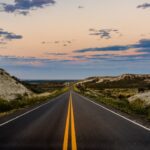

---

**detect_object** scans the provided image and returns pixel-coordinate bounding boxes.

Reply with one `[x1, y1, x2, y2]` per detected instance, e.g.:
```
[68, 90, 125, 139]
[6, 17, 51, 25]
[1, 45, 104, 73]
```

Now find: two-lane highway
[0, 91, 150, 150]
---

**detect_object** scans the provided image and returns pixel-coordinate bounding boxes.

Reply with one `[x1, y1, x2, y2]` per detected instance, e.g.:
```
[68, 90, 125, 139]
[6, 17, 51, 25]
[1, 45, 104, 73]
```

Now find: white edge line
[74, 92, 150, 132]
[0, 92, 67, 127]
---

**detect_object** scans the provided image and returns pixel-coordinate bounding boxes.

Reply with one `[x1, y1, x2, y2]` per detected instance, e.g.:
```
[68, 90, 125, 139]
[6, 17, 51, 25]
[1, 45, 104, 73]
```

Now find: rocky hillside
[77, 74, 150, 88]
[0, 69, 33, 101]
[129, 92, 150, 107]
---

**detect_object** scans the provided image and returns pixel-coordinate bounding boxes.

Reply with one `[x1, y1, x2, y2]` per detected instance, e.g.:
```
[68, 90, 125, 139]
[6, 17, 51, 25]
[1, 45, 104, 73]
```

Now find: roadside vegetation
[23, 80, 70, 93]
[0, 84, 69, 116]
[74, 85, 150, 121]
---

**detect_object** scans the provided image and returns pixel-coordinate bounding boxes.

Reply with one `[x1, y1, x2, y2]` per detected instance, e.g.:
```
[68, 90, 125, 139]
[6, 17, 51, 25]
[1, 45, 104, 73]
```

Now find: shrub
[0, 99, 12, 112]
[130, 99, 146, 115]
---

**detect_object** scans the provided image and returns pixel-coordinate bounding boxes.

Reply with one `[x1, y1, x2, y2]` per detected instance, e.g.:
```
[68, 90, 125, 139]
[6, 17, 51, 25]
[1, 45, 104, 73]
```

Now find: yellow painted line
[63, 93, 77, 150]
[70, 94, 77, 150]
[63, 98, 71, 150]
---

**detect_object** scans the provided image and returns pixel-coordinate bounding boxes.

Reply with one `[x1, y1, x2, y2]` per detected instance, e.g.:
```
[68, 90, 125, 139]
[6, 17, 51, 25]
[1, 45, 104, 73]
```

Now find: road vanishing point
[0, 91, 150, 150]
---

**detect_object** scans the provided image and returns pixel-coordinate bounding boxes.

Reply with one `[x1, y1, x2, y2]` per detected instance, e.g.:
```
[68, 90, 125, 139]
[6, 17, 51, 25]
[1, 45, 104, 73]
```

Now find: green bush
[130, 99, 147, 115]
[0, 99, 12, 112]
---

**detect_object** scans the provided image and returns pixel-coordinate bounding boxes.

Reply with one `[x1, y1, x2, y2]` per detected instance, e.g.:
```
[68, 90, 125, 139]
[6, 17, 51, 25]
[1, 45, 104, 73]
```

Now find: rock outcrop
[0, 69, 33, 101]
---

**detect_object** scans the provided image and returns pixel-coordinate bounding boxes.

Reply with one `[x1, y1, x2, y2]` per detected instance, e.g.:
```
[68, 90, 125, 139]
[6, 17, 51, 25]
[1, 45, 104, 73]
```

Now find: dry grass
[74, 85, 150, 121]
[0, 87, 69, 115]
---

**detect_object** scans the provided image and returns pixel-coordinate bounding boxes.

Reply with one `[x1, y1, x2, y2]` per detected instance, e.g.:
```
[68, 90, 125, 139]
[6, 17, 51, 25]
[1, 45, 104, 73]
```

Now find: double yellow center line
[63, 93, 77, 150]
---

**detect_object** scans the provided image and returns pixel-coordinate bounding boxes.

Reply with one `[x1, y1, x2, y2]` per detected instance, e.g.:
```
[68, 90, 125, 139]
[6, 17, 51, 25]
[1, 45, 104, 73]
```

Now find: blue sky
[0, 0, 150, 79]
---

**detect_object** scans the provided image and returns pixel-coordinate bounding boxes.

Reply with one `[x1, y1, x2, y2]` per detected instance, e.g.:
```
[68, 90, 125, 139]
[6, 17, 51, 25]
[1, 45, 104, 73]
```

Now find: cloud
[54, 41, 60, 44]
[0, 55, 51, 68]
[133, 39, 150, 49]
[0, 28, 23, 44]
[42, 40, 73, 47]
[137, 3, 150, 9]
[78, 6, 84, 9]
[1, 53, 150, 80]
[0, 41, 7, 45]
[89, 28, 121, 39]
[0, 0, 56, 15]
[45, 52, 67, 56]
[66, 41, 72, 44]
[74, 46, 130, 53]
[72, 53, 150, 62]
[88, 53, 150, 62]
[72, 55, 88, 59]
[74, 39, 150, 53]
[0, 55, 75, 68]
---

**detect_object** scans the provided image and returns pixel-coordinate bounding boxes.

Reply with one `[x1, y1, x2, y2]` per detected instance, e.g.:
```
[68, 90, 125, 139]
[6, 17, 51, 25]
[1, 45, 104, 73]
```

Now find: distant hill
[0, 69, 33, 101]
[77, 74, 150, 89]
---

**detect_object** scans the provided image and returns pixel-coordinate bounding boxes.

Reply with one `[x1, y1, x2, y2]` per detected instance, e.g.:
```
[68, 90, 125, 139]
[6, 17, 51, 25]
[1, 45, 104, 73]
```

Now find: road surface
[0, 91, 149, 150]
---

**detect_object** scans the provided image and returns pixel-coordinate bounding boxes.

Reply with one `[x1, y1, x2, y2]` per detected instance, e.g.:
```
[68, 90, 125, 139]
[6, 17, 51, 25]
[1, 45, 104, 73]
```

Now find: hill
[0, 69, 33, 101]
[77, 74, 150, 89]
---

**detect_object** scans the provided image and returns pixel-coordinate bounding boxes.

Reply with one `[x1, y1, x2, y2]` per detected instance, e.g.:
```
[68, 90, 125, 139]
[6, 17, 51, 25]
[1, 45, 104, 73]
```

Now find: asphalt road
[0, 91, 150, 150]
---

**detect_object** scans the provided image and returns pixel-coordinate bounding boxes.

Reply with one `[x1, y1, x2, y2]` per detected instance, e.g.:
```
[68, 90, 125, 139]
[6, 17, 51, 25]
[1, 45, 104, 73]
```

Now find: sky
[0, 0, 150, 79]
